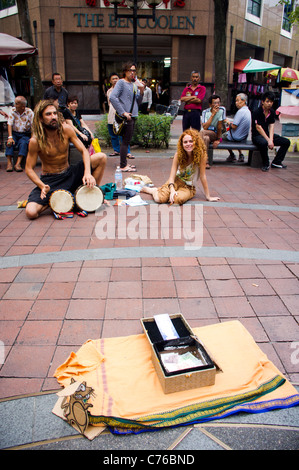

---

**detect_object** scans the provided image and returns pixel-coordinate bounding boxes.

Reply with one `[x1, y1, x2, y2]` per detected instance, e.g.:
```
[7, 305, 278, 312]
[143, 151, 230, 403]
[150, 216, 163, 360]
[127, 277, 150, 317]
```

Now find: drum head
[75, 185, 104, 212]
[49, 190, 74, 214]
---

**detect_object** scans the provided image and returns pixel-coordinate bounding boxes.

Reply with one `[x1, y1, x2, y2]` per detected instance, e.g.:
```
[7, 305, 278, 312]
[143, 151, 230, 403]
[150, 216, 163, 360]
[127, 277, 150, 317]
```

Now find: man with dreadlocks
[141, 129, 219, 205]
[25, 100, 107, 219]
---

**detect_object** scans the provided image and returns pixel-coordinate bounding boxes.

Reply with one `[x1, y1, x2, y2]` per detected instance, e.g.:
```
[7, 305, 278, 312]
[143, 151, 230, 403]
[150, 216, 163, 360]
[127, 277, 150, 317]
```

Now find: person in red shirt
[180, 71, 206, 132]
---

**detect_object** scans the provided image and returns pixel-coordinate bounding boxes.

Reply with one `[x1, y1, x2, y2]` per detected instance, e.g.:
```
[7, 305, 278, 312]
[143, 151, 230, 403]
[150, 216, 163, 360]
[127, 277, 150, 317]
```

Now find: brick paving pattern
[0, 116, 298, 450]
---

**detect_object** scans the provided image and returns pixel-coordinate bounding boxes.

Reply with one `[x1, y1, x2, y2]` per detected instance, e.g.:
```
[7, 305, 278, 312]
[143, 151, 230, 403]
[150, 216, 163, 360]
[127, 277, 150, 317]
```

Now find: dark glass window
[247, 0, 262, 18]
[0, 0, 16, 10]
[282, 1, 293, 33]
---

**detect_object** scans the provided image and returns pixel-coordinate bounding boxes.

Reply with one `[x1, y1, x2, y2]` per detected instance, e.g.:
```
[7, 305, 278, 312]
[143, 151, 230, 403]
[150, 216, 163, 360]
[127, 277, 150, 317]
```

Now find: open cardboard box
[141, 313, 218, 394]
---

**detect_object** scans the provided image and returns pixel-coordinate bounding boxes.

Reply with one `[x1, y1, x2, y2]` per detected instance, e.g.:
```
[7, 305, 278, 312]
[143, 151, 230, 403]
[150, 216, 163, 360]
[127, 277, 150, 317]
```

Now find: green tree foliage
[278, 0, 299, 25]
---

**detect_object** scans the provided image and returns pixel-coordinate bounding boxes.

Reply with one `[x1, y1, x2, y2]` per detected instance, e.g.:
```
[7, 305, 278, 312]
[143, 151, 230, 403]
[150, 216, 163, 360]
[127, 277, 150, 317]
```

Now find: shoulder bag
[113, 85, 137, 136]
[64, 108, 92, 148]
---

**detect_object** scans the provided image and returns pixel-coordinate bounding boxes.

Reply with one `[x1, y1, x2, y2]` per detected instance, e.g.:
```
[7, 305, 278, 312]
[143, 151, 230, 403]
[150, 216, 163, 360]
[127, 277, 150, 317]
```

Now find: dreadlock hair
[33, 100, 65, 153]
[176, 128, 207, 169]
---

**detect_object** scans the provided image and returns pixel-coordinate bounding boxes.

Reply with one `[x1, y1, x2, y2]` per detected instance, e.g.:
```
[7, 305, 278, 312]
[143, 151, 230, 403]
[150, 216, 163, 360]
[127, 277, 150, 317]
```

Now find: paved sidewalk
[0, 116, 298, 450]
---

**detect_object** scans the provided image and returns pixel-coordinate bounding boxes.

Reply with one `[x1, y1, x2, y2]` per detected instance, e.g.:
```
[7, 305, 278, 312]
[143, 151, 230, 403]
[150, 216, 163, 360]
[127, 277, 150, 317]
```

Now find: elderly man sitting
[225, 93, 251, 163]
[5, 96, 34, 172]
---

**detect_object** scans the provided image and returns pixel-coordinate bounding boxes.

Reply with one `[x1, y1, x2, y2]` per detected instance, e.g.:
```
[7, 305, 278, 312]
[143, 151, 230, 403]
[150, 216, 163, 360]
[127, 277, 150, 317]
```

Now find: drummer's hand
[40, 184, 50, 200]
[83, 173, 96, 187]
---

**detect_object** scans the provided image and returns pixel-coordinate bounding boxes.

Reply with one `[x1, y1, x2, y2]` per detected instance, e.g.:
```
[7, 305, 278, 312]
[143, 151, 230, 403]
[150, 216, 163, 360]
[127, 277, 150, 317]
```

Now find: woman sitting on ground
[141, 128, 220, 205]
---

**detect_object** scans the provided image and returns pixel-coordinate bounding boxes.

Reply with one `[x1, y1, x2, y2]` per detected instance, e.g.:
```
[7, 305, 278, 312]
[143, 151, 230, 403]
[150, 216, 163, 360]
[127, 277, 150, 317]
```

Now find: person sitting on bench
[5, 96, 34, 172]
[200, 95, 226, 169]
[225, 93, 251, 163]
[252, 91, 290, 172]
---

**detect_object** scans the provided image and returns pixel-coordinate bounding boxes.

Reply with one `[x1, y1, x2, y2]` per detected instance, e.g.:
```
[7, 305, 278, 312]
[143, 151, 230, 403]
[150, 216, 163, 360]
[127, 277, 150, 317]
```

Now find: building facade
[0, 0, 298, 111]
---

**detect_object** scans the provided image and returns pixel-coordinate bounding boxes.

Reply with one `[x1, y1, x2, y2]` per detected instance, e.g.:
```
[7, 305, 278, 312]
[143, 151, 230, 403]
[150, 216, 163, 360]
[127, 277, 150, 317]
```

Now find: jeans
[108, 123, 131, 155]
[108, 124, 121, 153]
[5, 131, 31, 157]
[252, 133, 290, 167]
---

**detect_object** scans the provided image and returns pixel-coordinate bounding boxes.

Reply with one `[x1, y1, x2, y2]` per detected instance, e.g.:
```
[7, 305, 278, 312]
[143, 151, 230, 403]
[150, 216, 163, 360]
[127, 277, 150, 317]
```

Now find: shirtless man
[25, 100, 107, 219]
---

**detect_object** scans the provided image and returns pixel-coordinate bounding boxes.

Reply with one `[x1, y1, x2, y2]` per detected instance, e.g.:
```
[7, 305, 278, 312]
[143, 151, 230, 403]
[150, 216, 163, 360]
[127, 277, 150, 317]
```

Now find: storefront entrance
[98, 34, 171, 111]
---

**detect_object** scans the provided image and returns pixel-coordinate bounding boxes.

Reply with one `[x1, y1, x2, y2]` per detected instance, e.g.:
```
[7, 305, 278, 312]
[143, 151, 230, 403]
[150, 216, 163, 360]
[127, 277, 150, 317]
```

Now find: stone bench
[208, 140, 261, 167]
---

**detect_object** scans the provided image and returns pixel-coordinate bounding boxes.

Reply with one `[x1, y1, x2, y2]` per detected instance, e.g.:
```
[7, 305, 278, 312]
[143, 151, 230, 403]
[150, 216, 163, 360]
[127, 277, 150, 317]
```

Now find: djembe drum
[49, 189, 75, 214]
[75, 185, 104, 212]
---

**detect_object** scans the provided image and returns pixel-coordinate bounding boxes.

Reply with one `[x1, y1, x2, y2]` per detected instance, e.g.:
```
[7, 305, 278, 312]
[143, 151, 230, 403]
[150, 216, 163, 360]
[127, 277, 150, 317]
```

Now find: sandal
[127, 153, 135, 159]
[109, 151, 120, 156]
[6, 166, 13, 172]
[14, 165, 23, 172]
[121, 166, 135, 172]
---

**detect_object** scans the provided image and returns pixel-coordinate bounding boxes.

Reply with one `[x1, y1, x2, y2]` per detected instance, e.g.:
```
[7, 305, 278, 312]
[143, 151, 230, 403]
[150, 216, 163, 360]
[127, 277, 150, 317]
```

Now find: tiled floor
[0, 116, 298, 449]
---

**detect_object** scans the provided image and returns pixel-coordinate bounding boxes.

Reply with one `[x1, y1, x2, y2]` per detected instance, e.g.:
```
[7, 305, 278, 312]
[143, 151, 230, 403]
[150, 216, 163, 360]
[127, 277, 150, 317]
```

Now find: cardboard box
[141, 314, 217, 394]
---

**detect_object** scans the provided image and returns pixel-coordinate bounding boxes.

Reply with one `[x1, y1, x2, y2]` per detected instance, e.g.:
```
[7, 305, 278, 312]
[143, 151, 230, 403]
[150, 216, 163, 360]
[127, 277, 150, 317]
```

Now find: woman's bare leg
[140, 186, 161, 203]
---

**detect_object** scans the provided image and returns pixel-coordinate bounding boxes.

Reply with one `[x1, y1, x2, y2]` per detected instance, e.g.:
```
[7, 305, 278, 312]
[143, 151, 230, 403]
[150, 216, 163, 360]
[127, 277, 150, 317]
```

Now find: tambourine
[75, 185, 104, 212]
[49, 189, 75, 214]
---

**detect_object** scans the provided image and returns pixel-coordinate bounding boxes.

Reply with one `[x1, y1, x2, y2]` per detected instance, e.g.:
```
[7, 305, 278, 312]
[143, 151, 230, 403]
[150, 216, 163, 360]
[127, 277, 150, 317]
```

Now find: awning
[0, 33, 37, 64]
[234, 58, 281, 73]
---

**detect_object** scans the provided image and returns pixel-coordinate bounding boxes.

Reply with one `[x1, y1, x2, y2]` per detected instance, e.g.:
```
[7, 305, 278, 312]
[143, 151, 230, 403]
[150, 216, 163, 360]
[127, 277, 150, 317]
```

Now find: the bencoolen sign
[74, 12, 196, 29]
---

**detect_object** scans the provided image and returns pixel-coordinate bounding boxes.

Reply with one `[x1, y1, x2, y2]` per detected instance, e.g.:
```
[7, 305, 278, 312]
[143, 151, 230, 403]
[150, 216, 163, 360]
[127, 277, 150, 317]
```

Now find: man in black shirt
[252, 91, 290, 172]
[44, 73, 68, 110]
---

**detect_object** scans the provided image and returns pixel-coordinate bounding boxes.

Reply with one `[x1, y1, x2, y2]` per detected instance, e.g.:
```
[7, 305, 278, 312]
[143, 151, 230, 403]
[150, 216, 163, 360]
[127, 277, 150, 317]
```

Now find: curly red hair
[176, 129, 207, 168]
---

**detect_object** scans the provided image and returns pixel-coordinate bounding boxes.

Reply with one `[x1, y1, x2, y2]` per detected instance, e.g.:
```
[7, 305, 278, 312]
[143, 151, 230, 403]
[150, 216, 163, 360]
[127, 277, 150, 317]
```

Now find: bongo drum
[49, 189, 75, 214]
[75, 185, 104, 212]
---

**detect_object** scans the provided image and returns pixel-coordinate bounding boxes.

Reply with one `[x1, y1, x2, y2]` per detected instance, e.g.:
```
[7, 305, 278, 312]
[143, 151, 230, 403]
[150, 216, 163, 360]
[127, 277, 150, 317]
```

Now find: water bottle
[115, 166, 123, 190]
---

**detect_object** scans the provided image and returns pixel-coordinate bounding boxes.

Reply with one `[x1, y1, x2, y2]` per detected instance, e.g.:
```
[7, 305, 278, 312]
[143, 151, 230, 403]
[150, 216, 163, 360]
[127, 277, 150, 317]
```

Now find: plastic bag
[89, 138, 101, 155]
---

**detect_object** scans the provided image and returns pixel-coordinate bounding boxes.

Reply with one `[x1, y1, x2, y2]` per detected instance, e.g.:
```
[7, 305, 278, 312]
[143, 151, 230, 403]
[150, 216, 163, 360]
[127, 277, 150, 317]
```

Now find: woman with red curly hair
[141, 129, 220, 205]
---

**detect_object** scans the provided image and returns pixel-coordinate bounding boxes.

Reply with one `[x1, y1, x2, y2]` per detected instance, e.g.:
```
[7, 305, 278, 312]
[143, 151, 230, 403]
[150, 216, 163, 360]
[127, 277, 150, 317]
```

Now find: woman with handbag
[107, 72, 133, 159]
[63, 96, 93, 148]
[109, 62, 144, 172]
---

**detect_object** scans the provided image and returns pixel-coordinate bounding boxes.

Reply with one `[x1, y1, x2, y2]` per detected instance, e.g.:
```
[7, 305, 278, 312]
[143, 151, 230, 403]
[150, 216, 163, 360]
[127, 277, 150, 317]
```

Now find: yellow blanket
[54, 321, 299, 433]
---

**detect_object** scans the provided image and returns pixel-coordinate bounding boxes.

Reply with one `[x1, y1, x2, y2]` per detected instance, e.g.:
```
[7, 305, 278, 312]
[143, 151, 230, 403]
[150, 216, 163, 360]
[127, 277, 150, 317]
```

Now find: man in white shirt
[5, 96, 34, 172]
[225, 93, 251, 163]
[140, 78, 152, 114]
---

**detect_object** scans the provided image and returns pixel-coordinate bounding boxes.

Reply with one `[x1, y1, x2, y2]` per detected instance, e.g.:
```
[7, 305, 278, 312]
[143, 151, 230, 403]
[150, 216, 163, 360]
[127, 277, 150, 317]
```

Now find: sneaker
[226, 153, 236, 162]
[238, 154, 245, 163]
[261, 166, 270, 172]
[271, 162, 287, 169]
